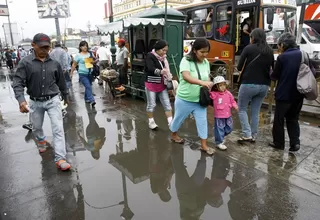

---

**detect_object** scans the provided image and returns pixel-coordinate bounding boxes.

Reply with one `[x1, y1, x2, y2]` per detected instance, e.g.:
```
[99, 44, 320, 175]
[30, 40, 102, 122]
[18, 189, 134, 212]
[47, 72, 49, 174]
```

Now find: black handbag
[91, 64, 100, 78]
[89, 52, 100, 78]
[194, 62, 212, 107]
[166, 80, 174, 90]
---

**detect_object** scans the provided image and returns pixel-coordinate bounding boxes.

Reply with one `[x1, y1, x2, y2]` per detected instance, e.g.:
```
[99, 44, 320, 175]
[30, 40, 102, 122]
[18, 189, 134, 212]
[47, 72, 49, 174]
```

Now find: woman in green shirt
[170, 38, 214, 155]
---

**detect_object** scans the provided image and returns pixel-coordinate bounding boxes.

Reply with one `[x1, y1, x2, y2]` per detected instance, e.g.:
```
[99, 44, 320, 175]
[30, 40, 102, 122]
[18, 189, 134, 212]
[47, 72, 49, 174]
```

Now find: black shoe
[22, 123, 33, 131]
[289, 144, 300, 152]
[25, 131, 33, 143]
[91, 102, 96, 108]
[268, 142, 284, 150]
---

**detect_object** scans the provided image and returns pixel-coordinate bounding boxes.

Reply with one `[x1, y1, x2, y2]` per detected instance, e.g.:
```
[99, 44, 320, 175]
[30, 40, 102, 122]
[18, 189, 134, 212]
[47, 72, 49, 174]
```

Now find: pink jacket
[210, 90, 238, 118]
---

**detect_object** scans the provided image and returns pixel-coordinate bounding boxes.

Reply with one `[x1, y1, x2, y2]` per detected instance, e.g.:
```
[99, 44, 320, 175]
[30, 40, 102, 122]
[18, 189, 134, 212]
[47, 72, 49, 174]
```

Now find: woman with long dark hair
[71, 41, 96, 108]
[237, 28, 274, 143]
[170, 38, 214, 155]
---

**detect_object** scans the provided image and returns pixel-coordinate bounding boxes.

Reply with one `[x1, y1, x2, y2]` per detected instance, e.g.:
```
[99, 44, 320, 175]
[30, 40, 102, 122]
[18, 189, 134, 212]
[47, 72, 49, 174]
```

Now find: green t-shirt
[177, 57, 210, 102]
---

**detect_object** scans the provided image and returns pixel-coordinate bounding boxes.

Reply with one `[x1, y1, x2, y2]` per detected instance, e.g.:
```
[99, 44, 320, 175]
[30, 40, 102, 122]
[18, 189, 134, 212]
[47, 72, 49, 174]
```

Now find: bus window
[215, 5, 232, 43]
[185, 8, 212, 38]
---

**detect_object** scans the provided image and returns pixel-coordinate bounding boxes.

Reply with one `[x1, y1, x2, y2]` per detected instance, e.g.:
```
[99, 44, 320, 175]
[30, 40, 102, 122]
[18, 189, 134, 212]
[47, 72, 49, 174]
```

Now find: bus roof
[175, 0, 226, 11]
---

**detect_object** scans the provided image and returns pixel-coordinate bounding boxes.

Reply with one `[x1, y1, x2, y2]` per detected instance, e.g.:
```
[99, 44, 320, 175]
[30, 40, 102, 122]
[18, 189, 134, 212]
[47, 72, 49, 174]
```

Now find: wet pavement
[1, 68, 320, 220]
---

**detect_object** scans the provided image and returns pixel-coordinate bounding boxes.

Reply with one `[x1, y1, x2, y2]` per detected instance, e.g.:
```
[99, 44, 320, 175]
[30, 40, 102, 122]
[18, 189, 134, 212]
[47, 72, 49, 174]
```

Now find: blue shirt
[75, 53, 90, 75]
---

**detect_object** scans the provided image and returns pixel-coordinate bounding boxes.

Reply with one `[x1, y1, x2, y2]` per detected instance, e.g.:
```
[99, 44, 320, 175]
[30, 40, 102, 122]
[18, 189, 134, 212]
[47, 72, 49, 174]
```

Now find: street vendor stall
[97, 6, 185, 99]
[125, 7, 185, 99]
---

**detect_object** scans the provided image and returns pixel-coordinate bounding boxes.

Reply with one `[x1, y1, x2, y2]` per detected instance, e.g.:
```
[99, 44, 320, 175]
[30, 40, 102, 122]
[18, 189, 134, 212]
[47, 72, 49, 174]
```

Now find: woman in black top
[237, 28, 274, 143]
[144, 40, 173, 130]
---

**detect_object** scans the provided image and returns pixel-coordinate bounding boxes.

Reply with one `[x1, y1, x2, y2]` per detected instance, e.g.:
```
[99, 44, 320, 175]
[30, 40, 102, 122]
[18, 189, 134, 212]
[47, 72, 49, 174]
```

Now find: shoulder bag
[194, 61, 212, 107]
[158, 59, 174, 90]
[89, 51, 100, 78]
[237, 53, 261, 84]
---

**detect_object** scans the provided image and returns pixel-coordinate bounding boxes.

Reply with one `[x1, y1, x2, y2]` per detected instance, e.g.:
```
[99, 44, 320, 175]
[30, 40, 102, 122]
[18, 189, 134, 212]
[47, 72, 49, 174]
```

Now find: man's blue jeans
[79, 75, 94, 102]
[29, 95, 66, 162]
[238, 84, 269, 138]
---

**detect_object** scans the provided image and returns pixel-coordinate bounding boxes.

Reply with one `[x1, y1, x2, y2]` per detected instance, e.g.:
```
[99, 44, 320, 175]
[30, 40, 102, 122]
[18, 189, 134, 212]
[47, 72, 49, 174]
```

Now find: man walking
[12, 33, 71, 171]
[50, 41, 69, 81]
[96, 41, 110, 85]
[19, 48, 28, 60]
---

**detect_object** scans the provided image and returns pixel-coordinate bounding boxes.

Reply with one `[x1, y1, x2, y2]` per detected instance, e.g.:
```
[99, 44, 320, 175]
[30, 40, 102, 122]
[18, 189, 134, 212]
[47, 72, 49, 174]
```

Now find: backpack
[297, 51, 318, 101]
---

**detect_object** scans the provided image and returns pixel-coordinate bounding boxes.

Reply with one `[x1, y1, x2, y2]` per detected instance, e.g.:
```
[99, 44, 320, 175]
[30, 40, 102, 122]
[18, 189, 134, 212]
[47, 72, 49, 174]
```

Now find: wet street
[1, 68, 320, 220]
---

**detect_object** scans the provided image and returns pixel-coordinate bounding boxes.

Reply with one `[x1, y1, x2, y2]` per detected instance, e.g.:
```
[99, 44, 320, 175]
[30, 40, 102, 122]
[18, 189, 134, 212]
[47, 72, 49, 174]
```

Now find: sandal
[200, 147, 215, 156]
[237, 137, 255, 144]
[171, 137, 185, 144]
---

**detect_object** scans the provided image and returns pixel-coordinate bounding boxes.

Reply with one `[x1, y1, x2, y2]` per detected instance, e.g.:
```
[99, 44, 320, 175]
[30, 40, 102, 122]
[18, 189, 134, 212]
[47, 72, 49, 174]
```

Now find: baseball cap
[118, 38, 125, 44]
[33, 33, 51, 47]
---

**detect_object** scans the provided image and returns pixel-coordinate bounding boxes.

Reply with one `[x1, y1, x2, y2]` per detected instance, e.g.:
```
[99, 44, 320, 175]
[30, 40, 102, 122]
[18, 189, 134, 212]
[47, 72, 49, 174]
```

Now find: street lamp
[20, 21, 27, 42]
[109, 0, 117, 68]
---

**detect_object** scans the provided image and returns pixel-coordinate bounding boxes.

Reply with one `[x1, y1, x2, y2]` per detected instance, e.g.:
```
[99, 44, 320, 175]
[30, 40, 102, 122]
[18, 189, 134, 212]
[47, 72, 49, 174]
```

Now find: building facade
[105, 0, 192, 21]
[2, 23, 21, 47]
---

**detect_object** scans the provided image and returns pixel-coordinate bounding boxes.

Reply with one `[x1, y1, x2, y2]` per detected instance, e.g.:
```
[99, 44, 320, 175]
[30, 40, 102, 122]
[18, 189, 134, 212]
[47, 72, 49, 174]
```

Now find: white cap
[213, 76, 226, 85]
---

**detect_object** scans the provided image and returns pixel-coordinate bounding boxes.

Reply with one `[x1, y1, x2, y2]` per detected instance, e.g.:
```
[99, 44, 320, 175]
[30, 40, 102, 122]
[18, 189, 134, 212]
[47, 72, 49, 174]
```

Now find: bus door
[234, 0, 260, 57]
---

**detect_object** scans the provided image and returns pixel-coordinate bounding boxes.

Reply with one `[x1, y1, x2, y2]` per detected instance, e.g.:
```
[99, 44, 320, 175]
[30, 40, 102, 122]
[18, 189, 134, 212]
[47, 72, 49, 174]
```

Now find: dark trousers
[117, 65, 128, 85]
[272, 99, 303, 147]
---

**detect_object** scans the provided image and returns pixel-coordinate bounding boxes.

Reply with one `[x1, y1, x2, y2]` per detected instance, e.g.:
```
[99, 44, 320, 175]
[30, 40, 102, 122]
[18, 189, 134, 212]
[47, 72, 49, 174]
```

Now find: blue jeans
[170, 97, 208, 139]
[29, 95, 66, 162]
[79, 75, 94, 102]
[214, 117, 233, 145]
[145, 87, 172, 112]
[238, 84, 269, 138]
[65, 71, 71, 90]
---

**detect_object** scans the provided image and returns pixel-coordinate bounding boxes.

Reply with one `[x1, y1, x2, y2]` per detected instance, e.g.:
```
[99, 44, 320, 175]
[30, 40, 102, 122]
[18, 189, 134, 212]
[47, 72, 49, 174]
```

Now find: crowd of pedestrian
[9, 28, 316, 170]
[143, 29, 315, 156]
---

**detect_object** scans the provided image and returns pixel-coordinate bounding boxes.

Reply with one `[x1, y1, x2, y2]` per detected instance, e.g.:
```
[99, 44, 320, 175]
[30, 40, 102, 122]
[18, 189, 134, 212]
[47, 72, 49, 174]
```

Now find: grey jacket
[50, 47, 68, 71]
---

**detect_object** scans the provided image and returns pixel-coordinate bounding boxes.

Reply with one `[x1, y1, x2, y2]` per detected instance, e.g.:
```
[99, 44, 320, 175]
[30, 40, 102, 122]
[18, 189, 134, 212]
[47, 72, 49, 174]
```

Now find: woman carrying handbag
[144, 40, 173, 130]
[237, 28, 274, 143]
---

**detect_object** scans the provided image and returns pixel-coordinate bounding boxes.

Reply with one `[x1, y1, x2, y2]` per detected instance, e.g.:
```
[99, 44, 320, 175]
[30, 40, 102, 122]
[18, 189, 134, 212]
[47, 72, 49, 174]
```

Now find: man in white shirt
[96, 42, 110, 85]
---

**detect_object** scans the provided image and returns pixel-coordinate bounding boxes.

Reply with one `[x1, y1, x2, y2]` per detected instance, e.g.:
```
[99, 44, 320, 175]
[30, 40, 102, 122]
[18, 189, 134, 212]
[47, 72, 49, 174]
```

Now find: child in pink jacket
[210, 76, 238, 150]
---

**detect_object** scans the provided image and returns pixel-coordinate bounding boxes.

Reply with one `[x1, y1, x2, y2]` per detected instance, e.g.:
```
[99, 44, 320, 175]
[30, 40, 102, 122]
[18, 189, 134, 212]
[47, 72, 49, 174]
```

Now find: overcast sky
[0, 0, 111, 40]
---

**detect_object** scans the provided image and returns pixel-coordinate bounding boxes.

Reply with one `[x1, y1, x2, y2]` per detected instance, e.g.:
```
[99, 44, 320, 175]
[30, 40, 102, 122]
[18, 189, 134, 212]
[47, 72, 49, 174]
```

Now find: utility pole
[5, 0, 14, 46]
[21, 27, 24, 41]
[55, 18, 61, 43]
[87, 21, 91, 45]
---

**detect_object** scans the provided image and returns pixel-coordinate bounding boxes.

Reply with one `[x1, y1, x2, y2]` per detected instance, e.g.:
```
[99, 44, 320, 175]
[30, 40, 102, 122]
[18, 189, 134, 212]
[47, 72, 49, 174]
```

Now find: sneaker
[22, 123, 33, 131]
[56, 160, 71, 171]
[217, 144, 227, 151]
[149, 121, 158, 130]
[37, 140, 47, 153]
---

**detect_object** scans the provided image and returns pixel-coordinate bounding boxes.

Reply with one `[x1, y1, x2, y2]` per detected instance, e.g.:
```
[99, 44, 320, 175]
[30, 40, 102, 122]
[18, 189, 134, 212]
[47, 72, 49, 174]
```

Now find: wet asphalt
[0, 68, 320, 220]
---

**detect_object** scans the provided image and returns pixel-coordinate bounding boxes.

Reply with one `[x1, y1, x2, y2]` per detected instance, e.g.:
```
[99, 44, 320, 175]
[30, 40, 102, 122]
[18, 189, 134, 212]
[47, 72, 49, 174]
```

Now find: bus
[176, 0, 298, 78]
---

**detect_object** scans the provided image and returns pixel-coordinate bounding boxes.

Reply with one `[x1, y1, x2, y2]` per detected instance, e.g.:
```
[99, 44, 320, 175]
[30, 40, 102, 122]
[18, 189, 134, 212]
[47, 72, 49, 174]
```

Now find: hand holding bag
[194, 62, 212, 107]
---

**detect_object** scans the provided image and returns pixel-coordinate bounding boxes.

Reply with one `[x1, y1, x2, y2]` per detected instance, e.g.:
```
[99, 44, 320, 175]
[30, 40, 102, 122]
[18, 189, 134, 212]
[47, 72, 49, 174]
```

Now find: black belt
[30, 94, 58, 102]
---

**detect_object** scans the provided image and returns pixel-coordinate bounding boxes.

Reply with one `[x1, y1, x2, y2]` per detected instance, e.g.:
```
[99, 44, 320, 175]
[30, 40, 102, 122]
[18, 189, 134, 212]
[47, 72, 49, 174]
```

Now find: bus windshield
[303, 26, 320, 44]
[264, 7, 297, 47]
